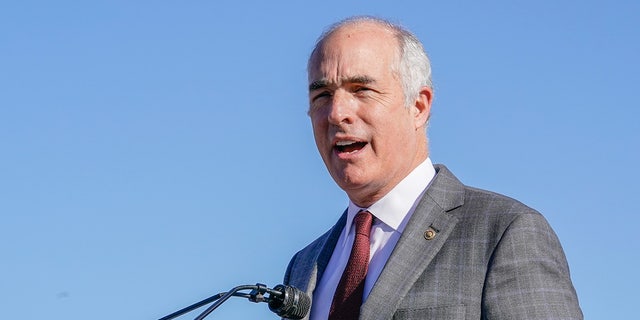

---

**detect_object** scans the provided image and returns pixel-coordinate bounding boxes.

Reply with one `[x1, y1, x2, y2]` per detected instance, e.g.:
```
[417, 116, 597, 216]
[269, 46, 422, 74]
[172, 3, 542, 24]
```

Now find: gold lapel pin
[424, 226, 438, 240]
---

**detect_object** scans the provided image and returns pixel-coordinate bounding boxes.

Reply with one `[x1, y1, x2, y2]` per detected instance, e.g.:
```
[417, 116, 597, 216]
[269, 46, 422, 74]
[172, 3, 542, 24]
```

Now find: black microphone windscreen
[268, 285, 311, 320]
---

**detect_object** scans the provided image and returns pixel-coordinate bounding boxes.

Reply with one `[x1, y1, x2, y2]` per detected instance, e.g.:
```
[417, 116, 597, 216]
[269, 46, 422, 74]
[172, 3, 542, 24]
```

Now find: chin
[332, 172, 368, 192]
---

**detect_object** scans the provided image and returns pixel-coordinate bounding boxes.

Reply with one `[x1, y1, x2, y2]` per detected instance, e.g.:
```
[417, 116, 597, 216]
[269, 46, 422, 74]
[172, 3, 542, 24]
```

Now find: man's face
[308, 23, 430, 207]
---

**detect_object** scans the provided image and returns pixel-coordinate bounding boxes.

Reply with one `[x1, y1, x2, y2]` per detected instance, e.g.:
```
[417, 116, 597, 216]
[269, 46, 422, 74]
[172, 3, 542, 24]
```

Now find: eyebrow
[308, 75, 376, 92]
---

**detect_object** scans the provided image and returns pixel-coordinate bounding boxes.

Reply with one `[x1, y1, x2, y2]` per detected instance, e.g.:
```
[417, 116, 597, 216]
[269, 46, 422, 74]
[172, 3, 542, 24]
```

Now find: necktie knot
[354, 210, 373, 237]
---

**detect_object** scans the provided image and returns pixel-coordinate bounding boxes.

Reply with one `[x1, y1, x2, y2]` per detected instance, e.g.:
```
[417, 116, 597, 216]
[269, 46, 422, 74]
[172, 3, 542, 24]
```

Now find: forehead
[308, 23, 399, 84]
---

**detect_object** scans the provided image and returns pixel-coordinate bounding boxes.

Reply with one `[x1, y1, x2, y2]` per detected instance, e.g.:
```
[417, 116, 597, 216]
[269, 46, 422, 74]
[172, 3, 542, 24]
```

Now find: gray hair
[308, 16, 433, 107]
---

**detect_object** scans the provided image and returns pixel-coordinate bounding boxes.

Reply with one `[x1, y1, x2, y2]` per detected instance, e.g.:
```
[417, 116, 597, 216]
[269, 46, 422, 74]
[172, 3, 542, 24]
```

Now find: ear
[412, 86, 433, 129]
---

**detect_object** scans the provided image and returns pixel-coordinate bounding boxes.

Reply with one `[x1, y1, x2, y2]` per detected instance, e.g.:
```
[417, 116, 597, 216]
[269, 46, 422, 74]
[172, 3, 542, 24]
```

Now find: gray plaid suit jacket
[284, 164, 582, 319]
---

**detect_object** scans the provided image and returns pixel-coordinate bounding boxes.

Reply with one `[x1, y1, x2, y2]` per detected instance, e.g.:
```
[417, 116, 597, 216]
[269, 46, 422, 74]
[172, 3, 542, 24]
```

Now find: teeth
[336, 140, 356, 146]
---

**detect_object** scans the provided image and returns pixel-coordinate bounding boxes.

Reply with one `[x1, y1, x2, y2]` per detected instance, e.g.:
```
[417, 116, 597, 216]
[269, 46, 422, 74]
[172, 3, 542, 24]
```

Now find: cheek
[310, 116, 323, 135]
[376, 115, 414, 151]
[311, 119, 329, 149]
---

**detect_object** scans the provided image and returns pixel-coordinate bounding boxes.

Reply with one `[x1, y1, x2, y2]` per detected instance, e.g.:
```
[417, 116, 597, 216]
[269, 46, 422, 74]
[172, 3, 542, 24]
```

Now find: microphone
[268, 284, 311, 319]
[158, 283, 311, 320]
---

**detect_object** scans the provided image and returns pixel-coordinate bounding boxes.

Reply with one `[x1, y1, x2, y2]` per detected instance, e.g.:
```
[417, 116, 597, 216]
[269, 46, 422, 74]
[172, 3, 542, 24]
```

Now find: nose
[327, 91, 354, 125]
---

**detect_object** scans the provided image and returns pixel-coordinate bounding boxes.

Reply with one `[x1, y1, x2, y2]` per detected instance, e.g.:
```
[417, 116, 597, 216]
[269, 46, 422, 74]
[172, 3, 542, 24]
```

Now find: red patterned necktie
[329, 210, 373, 320]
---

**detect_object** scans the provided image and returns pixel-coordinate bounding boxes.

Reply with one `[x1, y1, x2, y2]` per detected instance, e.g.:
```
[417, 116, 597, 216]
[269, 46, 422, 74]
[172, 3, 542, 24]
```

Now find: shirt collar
[344, 157, 436, 237]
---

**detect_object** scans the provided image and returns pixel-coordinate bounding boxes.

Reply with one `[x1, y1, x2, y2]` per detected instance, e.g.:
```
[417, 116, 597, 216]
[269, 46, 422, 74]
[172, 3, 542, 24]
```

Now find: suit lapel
[360, 165, 465, 319]
[286, 212, 347, 320]
[296, 212, 347, 296]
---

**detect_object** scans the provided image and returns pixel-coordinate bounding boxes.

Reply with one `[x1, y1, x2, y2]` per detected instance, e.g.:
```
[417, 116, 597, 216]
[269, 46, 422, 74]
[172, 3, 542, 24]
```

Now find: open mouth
[335, 140, 368, 153]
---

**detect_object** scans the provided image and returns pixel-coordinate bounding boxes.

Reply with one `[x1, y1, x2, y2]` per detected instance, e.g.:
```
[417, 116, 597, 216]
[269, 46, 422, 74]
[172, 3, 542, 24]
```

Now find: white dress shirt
[309, 158, 436, 320]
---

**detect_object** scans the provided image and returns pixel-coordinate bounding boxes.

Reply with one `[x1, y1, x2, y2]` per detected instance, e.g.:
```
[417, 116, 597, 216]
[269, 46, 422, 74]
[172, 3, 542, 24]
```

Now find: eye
[354, 85, 376, 94]
[311, 91, 332, 102]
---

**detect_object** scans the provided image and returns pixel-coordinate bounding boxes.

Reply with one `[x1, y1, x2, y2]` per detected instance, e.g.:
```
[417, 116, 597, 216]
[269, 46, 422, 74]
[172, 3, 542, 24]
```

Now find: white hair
[308, 16, 433, 107]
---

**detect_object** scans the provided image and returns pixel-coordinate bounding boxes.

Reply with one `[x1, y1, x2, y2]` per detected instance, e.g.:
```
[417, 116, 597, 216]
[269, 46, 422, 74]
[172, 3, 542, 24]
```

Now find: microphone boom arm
[193, 284, 266, 320]
[157, 283, 308, 320]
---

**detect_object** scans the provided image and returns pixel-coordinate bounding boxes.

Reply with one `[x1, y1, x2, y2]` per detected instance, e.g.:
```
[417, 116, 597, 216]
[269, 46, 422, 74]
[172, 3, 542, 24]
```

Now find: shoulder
[431, 164, 556, 249]
[462, 185, 539, 219]
[284, 213, 345, 286]
[432, 164, 542, 222]
[437, 168, 570, 277]
[289, 228, 333, 266]
[436, 164, 539, 215]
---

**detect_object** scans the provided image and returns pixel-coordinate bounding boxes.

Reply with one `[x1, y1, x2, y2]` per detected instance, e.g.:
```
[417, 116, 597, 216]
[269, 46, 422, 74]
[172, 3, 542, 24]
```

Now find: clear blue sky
[1, 1, 638, 319]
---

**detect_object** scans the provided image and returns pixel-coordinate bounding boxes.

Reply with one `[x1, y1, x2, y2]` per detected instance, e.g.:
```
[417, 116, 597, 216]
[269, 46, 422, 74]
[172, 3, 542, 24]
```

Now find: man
[284, 16, 582, 319]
